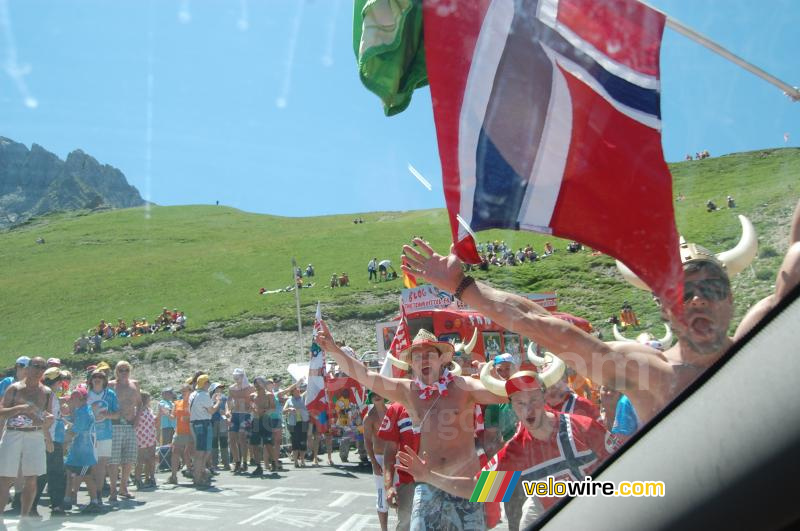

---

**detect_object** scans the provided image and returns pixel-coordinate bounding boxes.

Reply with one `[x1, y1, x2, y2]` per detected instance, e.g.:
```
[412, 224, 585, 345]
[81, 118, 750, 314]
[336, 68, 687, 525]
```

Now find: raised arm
[315, 321, 410, 404]
[735, 200, 800, 340]
[457, 375, 508, 406]
[403, 239, 672, 392]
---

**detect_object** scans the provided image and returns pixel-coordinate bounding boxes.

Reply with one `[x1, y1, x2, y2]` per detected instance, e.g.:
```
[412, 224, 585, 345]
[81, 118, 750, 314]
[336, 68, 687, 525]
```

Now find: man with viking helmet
[402, 203, 800, 426]
[396, 350, 616, 519]
[315, 324, 506, 531]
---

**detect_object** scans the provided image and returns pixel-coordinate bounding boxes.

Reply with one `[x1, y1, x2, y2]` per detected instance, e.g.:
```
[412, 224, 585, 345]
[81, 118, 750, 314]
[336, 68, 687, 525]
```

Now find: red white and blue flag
[424, 0, 683, 310]
[305, 302, 328, 415]
[379, 303, 412, 379]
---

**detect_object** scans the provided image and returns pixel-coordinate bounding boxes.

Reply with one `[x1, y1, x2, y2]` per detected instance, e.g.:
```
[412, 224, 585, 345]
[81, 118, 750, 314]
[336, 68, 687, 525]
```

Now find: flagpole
[291, 257, 304, 360]
[641, 2, 799, 101]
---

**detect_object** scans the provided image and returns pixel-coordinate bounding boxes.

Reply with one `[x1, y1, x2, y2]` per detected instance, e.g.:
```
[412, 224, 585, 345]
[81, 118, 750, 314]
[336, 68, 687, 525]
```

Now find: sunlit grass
[1, 148, 797, 366]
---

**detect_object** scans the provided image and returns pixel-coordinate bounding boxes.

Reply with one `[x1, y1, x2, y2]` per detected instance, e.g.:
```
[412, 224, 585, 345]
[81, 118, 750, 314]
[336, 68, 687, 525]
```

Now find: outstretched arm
[396, 445, 477, 500]
[735, 241, 800, 340]
[458, 375, 509, 405]
[735, 200, 800, 340]
[403, 239, 672, 392]
[315, 321, 410, 405]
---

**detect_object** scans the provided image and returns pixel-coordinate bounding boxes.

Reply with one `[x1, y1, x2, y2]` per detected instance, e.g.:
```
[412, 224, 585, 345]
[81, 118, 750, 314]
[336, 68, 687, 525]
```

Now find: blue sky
[1, 0, 797, 217]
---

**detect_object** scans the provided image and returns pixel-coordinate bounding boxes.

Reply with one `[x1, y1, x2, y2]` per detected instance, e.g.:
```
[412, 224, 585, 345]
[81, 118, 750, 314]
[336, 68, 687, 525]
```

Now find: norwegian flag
[305, 302, 329, 415]
[424, 0, 683, 312]
[379, 303, 412, 378]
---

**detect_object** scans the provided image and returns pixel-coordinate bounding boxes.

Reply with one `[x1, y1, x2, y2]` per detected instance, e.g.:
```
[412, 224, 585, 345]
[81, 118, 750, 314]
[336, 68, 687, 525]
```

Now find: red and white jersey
[549, 391, 600, 421]
[482, 413, 618, 511]
[378, 402, 421, 485]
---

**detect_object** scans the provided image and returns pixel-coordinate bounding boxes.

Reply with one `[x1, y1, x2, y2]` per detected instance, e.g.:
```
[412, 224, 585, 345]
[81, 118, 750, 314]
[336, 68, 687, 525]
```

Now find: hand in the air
[315, 321, 338, 353]
[402, 239, 465, 293]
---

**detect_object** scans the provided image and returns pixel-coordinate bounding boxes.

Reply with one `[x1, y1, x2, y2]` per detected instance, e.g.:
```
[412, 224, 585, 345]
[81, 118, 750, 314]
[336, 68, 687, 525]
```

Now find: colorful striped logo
[470, 471, 521, 503]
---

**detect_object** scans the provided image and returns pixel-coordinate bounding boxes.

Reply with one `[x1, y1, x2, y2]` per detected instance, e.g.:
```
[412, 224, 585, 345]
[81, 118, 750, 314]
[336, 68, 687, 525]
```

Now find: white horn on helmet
[612, 324, 635, 343]
[615, 260, 650, 290]
[455, 328, 479, 356]
[537, 352, 566, 389]
[384, 352, 409, 371]
[659, 324, 672, 347]
[448, 361, 462, 376]
[716, 215, 758, 277]
[479, 361, 508, 397]
[525, 343, 566, 389]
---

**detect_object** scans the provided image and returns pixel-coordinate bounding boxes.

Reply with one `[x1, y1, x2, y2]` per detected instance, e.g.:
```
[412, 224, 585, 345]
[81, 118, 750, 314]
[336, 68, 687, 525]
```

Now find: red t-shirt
[548, 392, 600, 421]
[482, 413, 617, 511]
[378, 402, 421, 485]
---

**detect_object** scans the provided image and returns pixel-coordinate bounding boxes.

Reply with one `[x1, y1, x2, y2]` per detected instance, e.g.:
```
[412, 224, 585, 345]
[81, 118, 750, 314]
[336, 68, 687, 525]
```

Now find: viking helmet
[385, 328, 465, 376]
[612, 323, 672, 350]
[480, 343, 566, 397]
[616, 215, 758, 290]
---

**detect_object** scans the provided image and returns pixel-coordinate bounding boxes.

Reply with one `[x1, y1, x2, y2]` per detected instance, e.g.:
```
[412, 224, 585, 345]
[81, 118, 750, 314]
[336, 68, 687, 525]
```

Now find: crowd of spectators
[685, 149, 711, 160]
[466, 240, 586, 271]
[0, 357, 371, 517]
[73, 308, 186, 353]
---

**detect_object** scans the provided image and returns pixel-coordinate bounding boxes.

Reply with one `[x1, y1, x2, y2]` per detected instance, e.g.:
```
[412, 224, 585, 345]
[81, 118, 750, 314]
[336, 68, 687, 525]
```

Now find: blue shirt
[0, 376, 14, 397]
[159, 399, 177, 429]
[65, 405, 97, 468]
[87, 388, 119, 441]
[211, 395, 228, 421]
[611, 394, 639, 436]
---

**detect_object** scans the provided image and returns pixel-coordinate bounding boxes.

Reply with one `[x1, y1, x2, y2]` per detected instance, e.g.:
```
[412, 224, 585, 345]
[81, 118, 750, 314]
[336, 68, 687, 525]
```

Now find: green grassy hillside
[1, 148, 798, 366]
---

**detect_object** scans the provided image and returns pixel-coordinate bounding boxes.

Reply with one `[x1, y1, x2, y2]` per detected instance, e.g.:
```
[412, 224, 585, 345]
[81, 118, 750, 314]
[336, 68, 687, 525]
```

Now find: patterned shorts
[110, 424, 138, 465]
[410, 483, 485, 531]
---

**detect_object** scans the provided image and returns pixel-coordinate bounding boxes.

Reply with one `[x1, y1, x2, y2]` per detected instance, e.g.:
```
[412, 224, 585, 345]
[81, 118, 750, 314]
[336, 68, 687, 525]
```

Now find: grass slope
[1, 148, 798, 366]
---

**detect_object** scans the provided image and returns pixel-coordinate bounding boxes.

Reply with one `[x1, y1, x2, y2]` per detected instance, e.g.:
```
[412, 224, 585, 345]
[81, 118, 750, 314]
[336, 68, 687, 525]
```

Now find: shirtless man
[228, 368, 254, 473]
[316, 325, 505, 530]
[397, 353, 615, 526]
[402, 205, 800, 426]
[0, 356, 53, 524]
[364, 391, 389, 531]
[249, 377, 278, 476]
[108, 360, 141, 501]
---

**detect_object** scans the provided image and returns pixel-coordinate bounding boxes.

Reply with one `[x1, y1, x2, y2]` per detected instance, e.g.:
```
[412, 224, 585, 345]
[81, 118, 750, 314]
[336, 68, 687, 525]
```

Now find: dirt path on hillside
[107, 318, 381, 393]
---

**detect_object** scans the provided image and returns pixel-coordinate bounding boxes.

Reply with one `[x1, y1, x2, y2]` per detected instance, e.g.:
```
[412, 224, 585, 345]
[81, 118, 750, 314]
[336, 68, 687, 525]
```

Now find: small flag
[401, 256, 417, 288]
[470, 471, 521, 503]
[380, 303, 412, 378]
[305, 302, 328, 414]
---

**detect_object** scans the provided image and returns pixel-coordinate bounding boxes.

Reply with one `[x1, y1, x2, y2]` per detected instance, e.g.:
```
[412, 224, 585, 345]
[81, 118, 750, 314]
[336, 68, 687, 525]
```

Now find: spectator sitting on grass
[116, 319, 128, 337]
[339, 272, 350, 286]
[706, 199, 718, 212]
[74, 333, 89, 354]
[173, 312, 186, 331]
[330, 274, 339, 289]
[305, 264, 315, 277]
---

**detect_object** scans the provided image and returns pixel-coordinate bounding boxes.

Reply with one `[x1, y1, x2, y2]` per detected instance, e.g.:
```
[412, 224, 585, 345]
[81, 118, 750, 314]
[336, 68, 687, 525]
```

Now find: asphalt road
[2, 458, 516, 531]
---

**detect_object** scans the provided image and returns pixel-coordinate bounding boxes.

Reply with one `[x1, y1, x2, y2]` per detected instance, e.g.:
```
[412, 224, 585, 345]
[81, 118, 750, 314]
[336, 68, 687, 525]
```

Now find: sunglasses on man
[683, 278, 730, 302]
